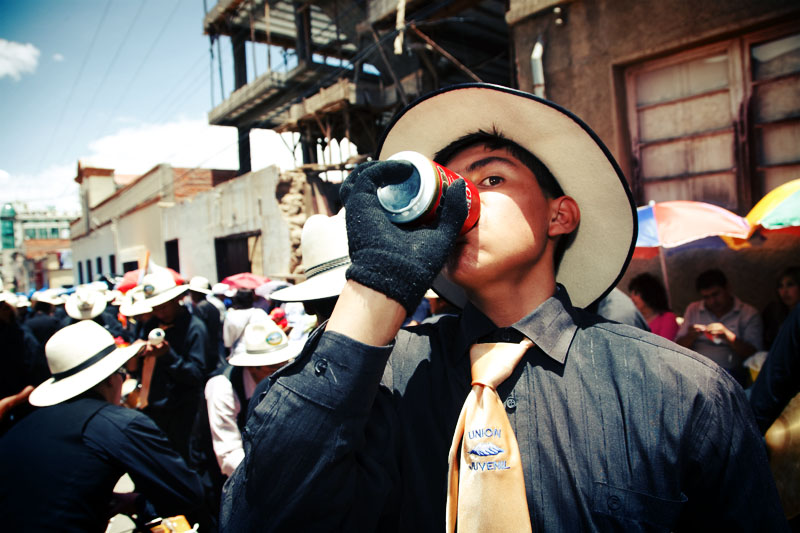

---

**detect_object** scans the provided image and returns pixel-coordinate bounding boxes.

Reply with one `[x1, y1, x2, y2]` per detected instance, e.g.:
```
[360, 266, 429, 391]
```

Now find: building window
[86, 259, 93, 282]
[25, 228, 36, 240]
[50, 227, 59, 238]
[109, 254, 116, 274]
[37, 228, 48, 239]
[122, 261, 138, 273]
[78, 261, 84, 284]
[625, 26, 800, 211]
[96, 257, 103, 277]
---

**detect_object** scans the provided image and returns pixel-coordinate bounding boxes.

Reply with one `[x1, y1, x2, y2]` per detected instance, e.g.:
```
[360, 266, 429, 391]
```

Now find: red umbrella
[221, 272, 270, 290]
[116, 267, 184, 293]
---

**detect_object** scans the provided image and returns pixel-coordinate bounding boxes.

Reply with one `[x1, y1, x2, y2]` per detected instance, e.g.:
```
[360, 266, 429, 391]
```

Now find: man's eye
[480, 175, 504, 187]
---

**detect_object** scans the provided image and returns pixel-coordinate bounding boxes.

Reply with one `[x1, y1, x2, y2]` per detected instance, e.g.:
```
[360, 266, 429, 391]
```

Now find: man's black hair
[433, 129, 574, 269]
[232, 288, 255, 309]
[696, 269, 728, 292]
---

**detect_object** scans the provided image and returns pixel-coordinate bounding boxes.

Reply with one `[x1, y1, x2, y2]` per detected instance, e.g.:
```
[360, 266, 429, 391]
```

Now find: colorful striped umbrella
[746, 179, 800, 235]
[635, 200, 751, 259]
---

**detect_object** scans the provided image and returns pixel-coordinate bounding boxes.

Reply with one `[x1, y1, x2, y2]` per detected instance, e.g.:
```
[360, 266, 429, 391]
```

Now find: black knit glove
[340, 160, 469, 315]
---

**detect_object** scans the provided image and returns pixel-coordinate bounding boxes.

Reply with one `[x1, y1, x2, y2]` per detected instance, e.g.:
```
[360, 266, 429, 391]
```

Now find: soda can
[377, 150, 480, 234]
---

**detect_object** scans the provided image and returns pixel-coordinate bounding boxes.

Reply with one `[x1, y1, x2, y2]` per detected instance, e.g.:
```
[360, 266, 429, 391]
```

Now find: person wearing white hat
[269, 210, 351, 342]
[188, 275, 224, 375]
[0, 321, 203, 531]
[194, 319, 303, 525]
[222, 85, 784, 531]
[130, 272, 209, 462]
[62, 286, 133, 344]
[25, 288, 63, 347]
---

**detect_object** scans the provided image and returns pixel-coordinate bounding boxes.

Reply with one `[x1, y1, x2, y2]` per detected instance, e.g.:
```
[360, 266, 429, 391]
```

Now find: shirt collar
[454, 285, 578, 365]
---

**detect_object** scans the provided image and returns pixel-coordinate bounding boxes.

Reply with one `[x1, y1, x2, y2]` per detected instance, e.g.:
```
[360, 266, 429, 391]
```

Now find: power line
[55, 0, 151, 165]
[35, 1, 113, 176]
[94, 0, 187, 141]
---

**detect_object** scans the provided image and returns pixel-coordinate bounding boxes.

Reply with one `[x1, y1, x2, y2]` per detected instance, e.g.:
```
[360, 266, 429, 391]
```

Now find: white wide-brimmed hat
[32, 289, 64, 306]
[270, 210, 350, 303]
[378, 83, 636, 309]
[189, 276, 212, 295]
[15, 295, 30, 308]
[228, 318, 303, 367]
[118, 286, 153, 317]
[65, 288, 108, 320]
[137, 272, 189, 308]
[0, 291, 18, 307]
[29, 320, 142, 406]
[211, 283, 230, 295]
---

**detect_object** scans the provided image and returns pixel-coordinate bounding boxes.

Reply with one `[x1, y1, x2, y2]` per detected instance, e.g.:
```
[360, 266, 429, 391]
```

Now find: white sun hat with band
[138, 272, 189, 308]
[228, 319, 303, 367]
[29, 320, 143, 407]
[377, 83, 637, 309]
[270, 210, 350, 303]
[65, 287, 108, 320]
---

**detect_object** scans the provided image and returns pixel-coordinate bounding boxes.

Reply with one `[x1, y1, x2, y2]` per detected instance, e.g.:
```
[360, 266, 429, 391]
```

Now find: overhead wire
[94, 0, 187, 141]
[35, 1, 113, 177]
[54, 0, 151, 166]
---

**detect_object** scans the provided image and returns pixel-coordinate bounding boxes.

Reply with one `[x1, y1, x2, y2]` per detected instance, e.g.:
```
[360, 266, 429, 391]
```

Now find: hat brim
[65, 298, 107, 320]
[228, 342, 304, 367]
[189, 286, 212, 295]
[29, 343, 142, 407]
[270, 266, 348, 303]
[141, 284, 189, 308]
[377, 83, 636, 309]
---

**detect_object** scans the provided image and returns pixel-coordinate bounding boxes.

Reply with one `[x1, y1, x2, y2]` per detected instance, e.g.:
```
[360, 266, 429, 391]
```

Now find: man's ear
[548, 196, 580, 238]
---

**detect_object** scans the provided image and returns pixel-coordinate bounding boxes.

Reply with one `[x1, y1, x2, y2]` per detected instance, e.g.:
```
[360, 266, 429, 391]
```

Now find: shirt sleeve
[83, 406, 204, 517]
[676, 302, 697, 339]
[750, 305, 800, 433]
[220, 329, 399, 531]
[740, 305, 764, 351]
[205, 375, 244, 476]
[682, 370, 788, 529]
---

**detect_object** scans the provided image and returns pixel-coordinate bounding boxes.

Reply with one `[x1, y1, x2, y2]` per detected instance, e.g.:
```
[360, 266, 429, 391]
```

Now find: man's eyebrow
[466, 156, 520, 173]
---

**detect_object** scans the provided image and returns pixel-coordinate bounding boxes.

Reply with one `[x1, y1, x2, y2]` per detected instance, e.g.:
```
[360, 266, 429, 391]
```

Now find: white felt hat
[189, 276, 212, 295]
[137, 272, 189, 308]
[65, 288, 108, 320]
[270, 210, 350, 303]
[29, 321, 142, 406]
[378, 83, 636, 309]
[228, 318, 303, 367]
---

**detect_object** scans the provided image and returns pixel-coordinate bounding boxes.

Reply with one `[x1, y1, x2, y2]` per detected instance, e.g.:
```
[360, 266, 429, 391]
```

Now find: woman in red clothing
[629, 272, 680, 341]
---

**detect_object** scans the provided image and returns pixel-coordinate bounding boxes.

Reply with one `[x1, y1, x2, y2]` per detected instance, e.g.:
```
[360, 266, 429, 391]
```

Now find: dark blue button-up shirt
[222, 287, 786, 532]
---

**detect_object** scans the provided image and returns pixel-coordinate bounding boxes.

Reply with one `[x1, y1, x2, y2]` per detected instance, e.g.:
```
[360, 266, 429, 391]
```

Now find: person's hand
[704, 322, 734, 344]
[106, 491, 139, 518]
[339, 160, 468, 314]
[142, 340, 170, 359]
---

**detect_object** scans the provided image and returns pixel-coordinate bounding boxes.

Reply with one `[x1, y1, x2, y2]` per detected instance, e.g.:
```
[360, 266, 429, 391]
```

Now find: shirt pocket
[590, 482, 687, 531]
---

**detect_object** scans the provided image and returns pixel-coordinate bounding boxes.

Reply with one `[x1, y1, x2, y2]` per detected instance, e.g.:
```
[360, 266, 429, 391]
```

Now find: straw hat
[65, 288, 108, 320]
[118, 286, 153, 317]
[33, 289, 64, 306]
[270, 210, 350, 303]
[189, 276, 212, 295]
[377, 83, 636, 309]
[138, 272, 189, 308]
[0, 291, 18, 307]
[29, 321, 142, 406]
[228, 318, 303, 367]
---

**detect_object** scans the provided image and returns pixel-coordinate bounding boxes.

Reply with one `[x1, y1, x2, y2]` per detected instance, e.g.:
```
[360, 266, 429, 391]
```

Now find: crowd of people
[1, 83, 799, 531]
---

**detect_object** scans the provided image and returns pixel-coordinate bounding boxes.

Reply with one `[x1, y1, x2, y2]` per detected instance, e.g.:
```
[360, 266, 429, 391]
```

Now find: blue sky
[0, 0, 330, 212]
